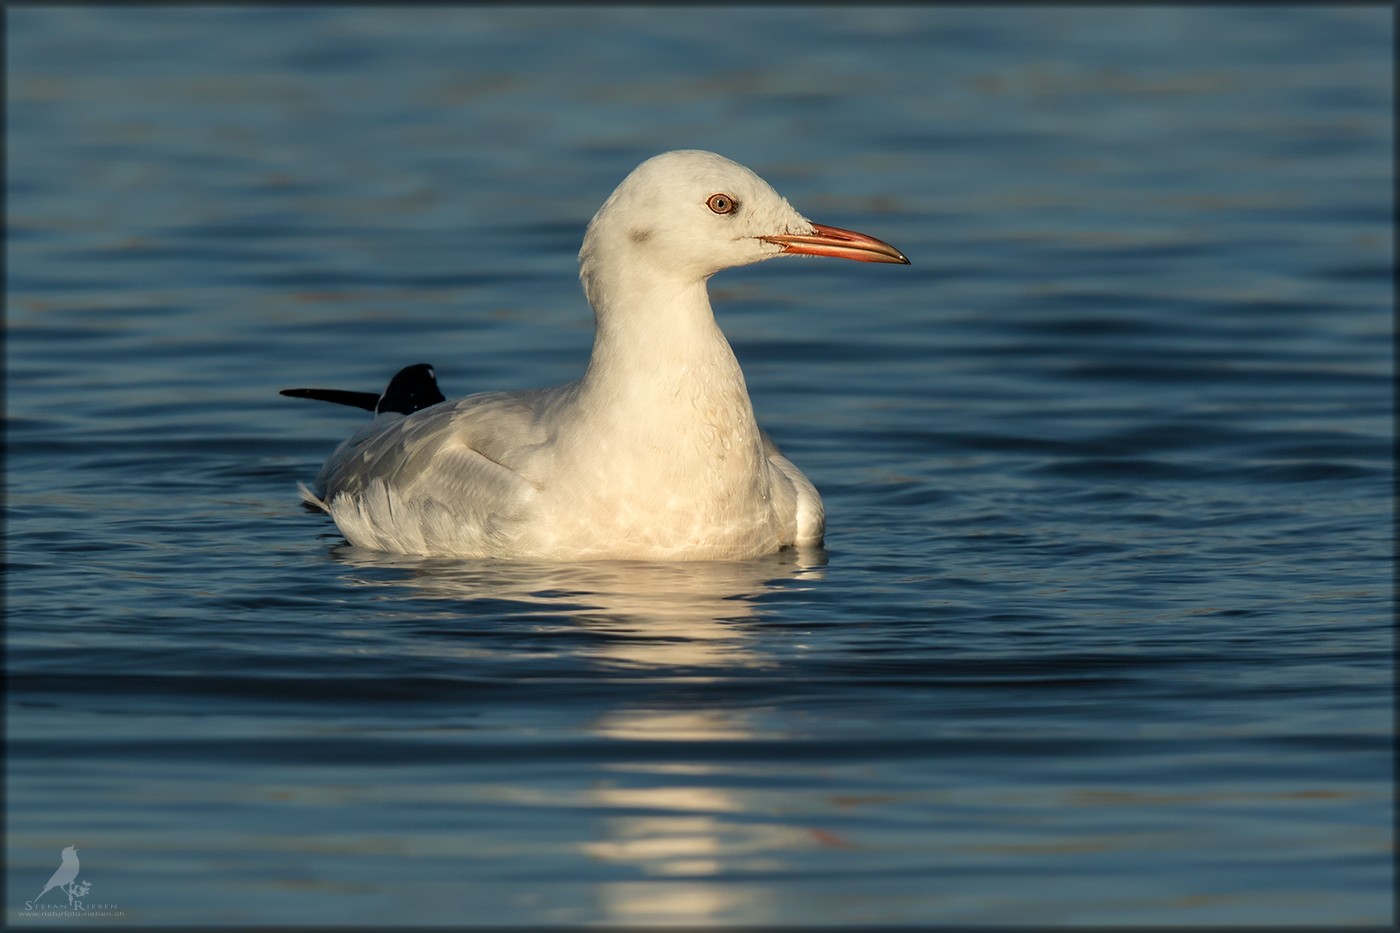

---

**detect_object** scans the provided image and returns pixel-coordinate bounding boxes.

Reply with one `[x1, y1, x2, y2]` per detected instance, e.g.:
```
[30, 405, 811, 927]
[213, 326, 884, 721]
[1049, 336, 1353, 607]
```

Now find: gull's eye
[706, 193, 736, 214]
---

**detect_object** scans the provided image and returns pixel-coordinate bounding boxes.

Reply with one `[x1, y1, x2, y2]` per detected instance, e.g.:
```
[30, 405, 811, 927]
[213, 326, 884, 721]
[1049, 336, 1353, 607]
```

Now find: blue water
[7, 7, 1392, 925]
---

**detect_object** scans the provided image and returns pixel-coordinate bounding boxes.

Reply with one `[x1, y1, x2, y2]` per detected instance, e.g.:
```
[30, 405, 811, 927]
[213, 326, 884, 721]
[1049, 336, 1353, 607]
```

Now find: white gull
[292, 150, 907, 561]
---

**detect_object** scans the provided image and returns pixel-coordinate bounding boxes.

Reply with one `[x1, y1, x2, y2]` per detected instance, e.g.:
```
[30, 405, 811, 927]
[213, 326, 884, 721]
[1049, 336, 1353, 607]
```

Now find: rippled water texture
[7, 7, 1392, 925]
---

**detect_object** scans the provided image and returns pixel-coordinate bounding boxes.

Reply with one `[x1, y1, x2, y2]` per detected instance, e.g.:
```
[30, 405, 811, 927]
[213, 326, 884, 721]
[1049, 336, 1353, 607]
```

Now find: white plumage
[298, 150, 907, 561]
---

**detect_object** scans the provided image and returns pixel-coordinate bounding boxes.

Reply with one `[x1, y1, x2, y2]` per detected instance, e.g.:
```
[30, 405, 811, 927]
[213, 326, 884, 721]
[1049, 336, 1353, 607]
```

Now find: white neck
[563, 261, 767, 502]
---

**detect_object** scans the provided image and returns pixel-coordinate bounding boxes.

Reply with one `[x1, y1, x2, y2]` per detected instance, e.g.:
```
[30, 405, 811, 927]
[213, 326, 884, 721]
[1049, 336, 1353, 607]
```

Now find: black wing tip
[280, 362, 447, 416]
[376, 362, 447, 415]
[279, 388, 380, 411]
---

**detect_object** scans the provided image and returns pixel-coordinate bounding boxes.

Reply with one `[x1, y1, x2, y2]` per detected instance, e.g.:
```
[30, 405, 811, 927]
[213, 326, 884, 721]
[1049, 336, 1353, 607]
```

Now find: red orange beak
[760, 222, 909, 264]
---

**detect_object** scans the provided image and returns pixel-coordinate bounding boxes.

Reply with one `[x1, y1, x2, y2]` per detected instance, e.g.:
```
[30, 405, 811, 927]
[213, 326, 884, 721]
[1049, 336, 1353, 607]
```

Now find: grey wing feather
[316, 393, 545, 555]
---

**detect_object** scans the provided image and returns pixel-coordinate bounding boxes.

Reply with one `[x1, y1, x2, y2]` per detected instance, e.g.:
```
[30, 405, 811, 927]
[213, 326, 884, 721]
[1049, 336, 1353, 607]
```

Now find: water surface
[7, 7, 1392, 925]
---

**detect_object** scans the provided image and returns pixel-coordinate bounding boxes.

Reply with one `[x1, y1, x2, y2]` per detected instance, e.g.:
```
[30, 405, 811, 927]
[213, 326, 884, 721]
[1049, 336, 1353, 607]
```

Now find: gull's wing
[313, 391, 553, 556]
[759, 427, 825, 548]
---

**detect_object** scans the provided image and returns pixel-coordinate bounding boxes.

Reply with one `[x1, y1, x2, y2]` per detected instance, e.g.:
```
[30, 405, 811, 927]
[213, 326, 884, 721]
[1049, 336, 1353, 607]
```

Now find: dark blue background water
[8, 7, 1392, 925]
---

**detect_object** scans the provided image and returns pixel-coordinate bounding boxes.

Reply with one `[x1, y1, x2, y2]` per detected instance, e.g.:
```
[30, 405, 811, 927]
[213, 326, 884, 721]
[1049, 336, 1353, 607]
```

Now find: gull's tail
[297, 482, 330, 513]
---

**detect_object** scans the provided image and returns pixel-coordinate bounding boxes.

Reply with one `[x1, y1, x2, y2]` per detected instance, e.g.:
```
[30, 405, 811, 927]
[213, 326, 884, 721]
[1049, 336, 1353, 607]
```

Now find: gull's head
[579, 150, 906, 302]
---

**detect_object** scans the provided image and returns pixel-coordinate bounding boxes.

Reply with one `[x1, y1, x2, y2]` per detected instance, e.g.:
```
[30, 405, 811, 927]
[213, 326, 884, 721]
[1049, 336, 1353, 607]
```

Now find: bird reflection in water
[324, 548, 839, 922]
[327, 546, 826, 669]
